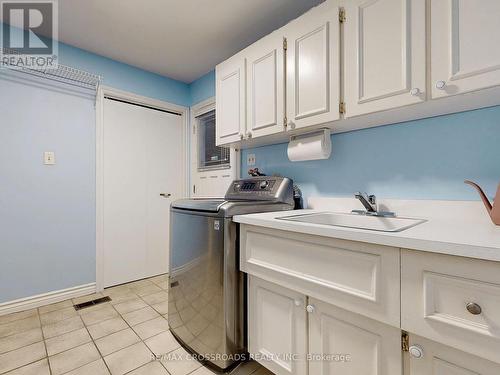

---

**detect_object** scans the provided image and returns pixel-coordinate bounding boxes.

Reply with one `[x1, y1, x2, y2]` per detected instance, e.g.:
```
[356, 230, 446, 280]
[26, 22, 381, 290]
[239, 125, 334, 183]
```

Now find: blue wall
[0, 77, 96, 303]
[242, 106, 500, 203]
[59, 43, 191, 106]
[189, 70, 215, 105]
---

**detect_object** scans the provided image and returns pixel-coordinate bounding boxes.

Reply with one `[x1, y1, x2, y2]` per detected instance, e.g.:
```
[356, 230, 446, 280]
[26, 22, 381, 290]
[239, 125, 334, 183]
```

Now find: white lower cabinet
[248, 276, 307, 375]
[408, 335, 500, 375]
[309, 298, 402, 375]
[243, 226, 500, 374]
[248, 276, 401, 375]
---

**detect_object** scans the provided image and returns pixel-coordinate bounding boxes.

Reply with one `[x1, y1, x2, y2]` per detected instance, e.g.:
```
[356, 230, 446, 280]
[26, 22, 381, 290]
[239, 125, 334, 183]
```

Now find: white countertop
[233, 198, 500, 262]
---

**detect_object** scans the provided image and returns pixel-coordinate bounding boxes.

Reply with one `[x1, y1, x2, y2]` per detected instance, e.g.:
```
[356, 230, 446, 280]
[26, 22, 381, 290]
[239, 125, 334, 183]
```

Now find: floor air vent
[74, 296, 112, 311]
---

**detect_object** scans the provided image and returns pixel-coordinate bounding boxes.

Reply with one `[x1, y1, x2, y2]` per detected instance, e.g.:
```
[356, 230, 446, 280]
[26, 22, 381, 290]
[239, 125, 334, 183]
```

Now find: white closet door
[245, 32, 285, 139]
[286, 0, 340, 130]
[344, 0, 426, 117]
[431, 0, 500, 98]
[103, 98, 184, 287]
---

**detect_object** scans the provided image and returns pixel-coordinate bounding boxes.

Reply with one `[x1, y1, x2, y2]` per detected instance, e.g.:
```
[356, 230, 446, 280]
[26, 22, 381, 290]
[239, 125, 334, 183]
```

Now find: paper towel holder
[287, 128, 332, 162]
[289, 128, 331, 142]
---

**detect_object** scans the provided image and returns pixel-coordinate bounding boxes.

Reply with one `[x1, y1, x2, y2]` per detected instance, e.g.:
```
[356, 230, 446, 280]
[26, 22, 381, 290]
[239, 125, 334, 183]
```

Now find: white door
[409, 335, 500, 375]
[248, 276, 307, 375]
[216, 54, 246, 145]
[103, 98, 184, 287]
[431, 0, 500, 98]
[245, 31, 285, 139]
[286, 0, 340, 130]
[344, 0, 426, 117]
[308, 298, 402, 375]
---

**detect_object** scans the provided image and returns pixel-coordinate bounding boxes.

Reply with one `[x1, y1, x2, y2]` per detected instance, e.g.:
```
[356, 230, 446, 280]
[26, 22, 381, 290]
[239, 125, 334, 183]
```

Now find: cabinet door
[248, 276, 307, 375]
[245, 32, 285, 139]
[308, 298, 402, 375]
[216, 54, 245, 145]
[408, 335, 500, 374]
[344, 0, 426, 117]
[285, 0, 340, 130]
[431, 0, 500, 98]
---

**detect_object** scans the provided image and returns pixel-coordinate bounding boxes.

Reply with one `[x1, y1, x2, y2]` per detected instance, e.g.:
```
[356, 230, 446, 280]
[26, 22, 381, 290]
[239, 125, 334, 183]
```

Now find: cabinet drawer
[409, 334, 500, 375]
[240, 225, 400, 327]
[402, 250, 500, 364]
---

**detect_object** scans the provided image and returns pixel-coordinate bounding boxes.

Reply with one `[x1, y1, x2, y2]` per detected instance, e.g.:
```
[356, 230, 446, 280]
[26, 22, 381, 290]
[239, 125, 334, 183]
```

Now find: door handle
[160, 193, 172, 198]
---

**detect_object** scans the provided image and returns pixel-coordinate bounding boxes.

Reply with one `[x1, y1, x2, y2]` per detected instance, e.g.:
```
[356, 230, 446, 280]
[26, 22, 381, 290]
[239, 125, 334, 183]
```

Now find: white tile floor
[0, 275, 273, 375]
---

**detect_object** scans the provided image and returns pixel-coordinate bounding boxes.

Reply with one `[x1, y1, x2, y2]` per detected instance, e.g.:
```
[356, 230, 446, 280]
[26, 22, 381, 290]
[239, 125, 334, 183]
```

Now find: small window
[197, 110, 230, 171]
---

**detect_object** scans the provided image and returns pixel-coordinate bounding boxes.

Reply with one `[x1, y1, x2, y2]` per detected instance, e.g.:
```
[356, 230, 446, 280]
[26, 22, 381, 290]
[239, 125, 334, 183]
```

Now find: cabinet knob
[306, 304, 315, 313]
[294, 299, 302, 307]
[288, 121, 296, 130]
[435, 80, 446, 90]
[239, 133, 244, 140]
[466, 302, 482, 315]
[408, 345, 424, 359]
[246, 131, 252, 139]
[410, 88, 420, 96]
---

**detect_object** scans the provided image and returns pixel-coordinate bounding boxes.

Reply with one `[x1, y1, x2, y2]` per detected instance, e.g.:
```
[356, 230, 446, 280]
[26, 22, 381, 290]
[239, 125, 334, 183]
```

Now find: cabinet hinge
[283, 115, 288, 129]
[339, 101, 346, 114]
[193, 185, 196, 194]
[339, 8, 346, 23]
[283, 38, 288, 51]
[401, 331, 409, 352]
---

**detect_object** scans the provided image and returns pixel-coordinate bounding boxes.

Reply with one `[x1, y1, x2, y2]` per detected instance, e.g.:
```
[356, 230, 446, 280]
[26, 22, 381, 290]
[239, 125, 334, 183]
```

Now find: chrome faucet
[354, 192, 377, 213]
[353, 192, 395, 217]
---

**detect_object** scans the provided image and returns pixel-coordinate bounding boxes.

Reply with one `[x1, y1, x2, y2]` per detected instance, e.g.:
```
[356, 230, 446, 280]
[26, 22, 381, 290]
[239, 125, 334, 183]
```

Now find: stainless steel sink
[277, 212, 426, 232]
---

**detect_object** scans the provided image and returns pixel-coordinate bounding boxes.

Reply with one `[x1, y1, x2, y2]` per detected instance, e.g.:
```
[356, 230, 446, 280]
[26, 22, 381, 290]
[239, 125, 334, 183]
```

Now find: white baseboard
[0, 283, 96, 316]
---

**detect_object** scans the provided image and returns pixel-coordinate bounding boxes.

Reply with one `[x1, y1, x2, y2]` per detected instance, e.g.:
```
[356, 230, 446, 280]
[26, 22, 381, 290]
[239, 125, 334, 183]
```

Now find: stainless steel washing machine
[168, 176, 294, 372]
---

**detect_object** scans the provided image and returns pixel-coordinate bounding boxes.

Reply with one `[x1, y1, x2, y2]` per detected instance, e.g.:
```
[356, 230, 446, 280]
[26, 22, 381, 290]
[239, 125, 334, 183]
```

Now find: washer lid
[171, 199, 226, 213]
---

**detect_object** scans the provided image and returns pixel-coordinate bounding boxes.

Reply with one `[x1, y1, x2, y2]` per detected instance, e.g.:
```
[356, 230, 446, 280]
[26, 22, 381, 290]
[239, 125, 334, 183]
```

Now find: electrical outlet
[44, 151, 55, 165]
[247, 153, 256, 166]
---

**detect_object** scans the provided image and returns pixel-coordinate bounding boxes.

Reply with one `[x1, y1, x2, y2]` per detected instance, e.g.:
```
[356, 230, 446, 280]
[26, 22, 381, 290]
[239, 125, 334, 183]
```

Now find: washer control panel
[225, 177, 293, 203]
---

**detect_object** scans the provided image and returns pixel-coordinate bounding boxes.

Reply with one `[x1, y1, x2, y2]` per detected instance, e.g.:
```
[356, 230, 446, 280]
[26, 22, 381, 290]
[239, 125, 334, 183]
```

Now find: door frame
[190, 96, 240, 198]
[95, 85, 189, 292]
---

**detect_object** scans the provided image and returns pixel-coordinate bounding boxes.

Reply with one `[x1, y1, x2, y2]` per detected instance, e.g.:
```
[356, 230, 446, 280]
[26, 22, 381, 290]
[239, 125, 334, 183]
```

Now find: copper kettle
[465, 180, 500, 225]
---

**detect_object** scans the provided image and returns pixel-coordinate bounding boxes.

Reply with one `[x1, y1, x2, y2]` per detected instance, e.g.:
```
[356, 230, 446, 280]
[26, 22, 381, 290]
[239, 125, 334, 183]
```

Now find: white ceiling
[43, 0, 324, 83]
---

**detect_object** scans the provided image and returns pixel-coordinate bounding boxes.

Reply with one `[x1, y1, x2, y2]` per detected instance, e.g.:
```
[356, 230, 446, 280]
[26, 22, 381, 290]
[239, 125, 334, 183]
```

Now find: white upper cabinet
[245, 32, 285, 139]
[285, 0, 340, 130]
[343, 0, 426, 117]
[215, 0, 500, 146]
[431, 0, 500, 98]
[216, 53, 245, 145]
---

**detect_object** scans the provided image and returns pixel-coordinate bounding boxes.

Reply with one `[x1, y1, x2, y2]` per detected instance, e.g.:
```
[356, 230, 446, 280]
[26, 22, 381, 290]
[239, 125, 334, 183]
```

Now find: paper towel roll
[287, 129, 332, 162]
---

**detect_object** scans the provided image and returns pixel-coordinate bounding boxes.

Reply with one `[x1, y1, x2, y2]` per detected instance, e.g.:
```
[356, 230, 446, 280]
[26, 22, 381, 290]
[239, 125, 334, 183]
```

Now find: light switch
[247, 153, 256, 166]
[44, 151, 55, 165]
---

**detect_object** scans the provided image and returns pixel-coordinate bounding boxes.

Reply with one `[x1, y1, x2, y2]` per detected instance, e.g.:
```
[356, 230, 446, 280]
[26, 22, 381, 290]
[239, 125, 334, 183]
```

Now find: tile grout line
[36, 307, 54, 375]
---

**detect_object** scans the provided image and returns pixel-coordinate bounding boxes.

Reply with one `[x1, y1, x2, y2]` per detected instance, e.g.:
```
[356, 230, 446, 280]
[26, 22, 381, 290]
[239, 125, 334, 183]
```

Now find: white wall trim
[192, 96, 216, 117]
[95, 85, 189, 292]
[190, 96, 240, 198]
[0, 283, 96, 316]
